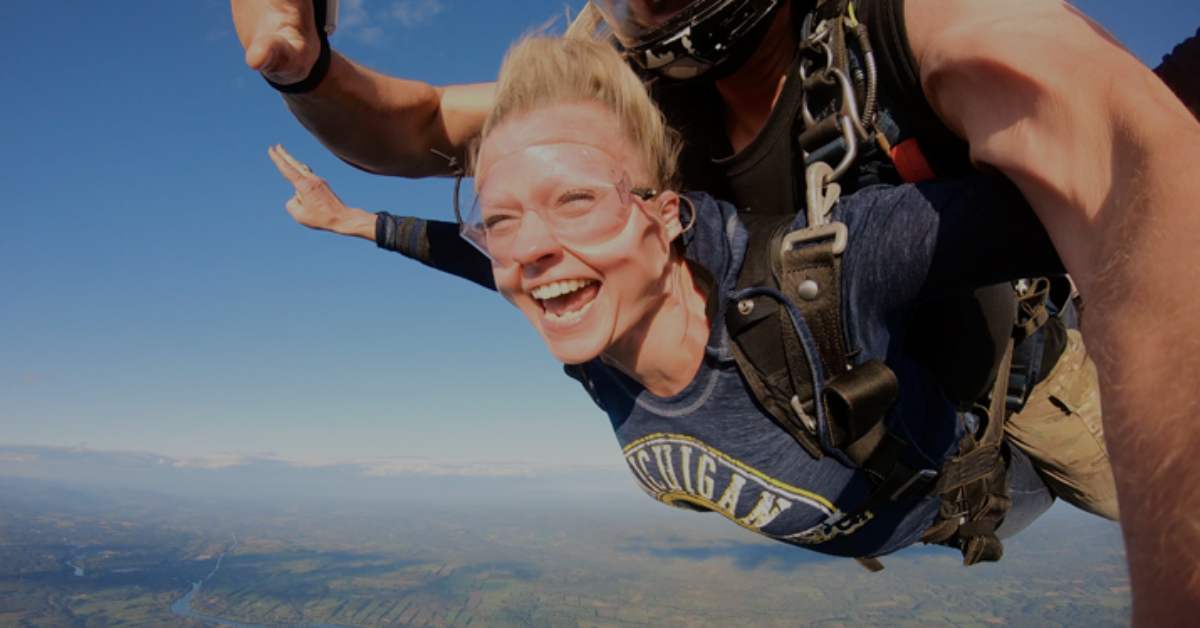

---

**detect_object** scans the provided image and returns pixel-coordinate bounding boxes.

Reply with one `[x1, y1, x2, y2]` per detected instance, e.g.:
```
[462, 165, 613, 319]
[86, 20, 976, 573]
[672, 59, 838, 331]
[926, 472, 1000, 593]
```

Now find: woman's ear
[657, 190, 685, 241]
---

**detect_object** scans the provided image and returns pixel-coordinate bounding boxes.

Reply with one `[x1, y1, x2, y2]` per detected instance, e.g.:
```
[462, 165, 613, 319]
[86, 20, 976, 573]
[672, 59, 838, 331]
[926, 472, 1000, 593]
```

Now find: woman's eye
[555, 190, 597, 214]
[483, 213, 517, 232]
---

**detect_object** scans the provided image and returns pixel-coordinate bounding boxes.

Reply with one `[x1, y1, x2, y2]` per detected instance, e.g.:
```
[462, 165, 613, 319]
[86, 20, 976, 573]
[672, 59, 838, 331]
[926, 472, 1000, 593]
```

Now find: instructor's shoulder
[903, 0, 1117, 80]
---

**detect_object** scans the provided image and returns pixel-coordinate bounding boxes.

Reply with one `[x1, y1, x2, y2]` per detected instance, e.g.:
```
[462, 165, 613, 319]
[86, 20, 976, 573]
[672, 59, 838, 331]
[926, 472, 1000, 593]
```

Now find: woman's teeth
[530, 279, 593, 301]
[545, 299, 595, 323]
[531, 279, 600, 322]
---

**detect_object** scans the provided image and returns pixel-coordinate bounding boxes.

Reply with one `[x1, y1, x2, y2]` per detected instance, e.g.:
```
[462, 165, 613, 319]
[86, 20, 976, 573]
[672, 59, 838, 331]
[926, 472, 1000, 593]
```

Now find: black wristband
[375, 212, 433, 262]
[264, 31, 331, 94]
[375, 211, 391, 248]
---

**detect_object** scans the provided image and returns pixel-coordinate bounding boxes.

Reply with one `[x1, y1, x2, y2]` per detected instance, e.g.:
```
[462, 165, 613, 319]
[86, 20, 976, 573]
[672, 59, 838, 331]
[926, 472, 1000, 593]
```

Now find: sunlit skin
[475, 102, 709, 394]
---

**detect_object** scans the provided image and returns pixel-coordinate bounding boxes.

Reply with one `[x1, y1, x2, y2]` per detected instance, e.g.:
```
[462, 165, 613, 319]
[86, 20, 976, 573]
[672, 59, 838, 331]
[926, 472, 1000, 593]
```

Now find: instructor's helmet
[592, 0, 783, 81]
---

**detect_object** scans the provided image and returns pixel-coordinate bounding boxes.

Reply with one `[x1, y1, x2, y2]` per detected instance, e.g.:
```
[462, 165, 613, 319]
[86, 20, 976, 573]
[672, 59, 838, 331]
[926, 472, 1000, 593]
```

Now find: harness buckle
[781, 222, 848, 257]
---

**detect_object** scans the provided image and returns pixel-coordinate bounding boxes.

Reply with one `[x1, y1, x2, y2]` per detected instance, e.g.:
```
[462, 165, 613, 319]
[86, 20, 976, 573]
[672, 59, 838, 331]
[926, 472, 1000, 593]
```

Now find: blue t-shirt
[569, 176, 1060, 558]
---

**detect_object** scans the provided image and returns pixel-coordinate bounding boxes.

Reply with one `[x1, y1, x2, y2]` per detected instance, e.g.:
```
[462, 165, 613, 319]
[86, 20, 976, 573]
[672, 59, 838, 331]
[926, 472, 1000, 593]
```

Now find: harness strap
[1007, 276, 1071, 413]
[922, 338, 1015, 566]
[778, 232, 849, 386]
[733, 218, 940, 576]
[727, 215, 825, 458]
[826, 360, 898, 456]
[1014, 278, 1052, 343]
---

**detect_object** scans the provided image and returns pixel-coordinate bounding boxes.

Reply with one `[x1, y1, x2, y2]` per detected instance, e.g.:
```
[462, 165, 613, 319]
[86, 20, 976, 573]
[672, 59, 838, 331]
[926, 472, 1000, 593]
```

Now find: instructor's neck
[715, 2, 796, 154]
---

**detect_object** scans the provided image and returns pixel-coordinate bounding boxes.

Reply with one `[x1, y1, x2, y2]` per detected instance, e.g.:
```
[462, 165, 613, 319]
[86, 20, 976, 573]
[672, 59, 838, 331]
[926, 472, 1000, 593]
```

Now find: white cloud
[356, 25, 386, 44]
[339, 0, 386, 46]
[342, 0, 369, 28]
[358, 458, 537, 477]
[171, 454, 259, 469]
[334, 0, 444, 46]
[0, 444, 621, 478]
[389, 0, 445, 28]
[165, 451, 543, 477]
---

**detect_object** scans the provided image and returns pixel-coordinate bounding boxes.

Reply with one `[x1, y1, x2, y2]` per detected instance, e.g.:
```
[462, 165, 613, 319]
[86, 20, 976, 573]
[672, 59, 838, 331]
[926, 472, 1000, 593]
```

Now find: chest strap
[725, 210, 936, 490]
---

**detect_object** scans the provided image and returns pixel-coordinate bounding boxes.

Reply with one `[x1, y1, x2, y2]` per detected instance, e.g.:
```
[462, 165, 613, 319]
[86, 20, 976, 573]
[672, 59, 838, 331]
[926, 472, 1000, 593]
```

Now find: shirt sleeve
[841, 174, 1063, 314]
[375, 213, 496, 291]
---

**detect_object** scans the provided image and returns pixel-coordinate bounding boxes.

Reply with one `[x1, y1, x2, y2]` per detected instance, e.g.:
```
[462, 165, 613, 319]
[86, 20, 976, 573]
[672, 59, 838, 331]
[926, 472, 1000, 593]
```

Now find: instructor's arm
[232, 0, 493, 176]
[907, 0, 1200, 623]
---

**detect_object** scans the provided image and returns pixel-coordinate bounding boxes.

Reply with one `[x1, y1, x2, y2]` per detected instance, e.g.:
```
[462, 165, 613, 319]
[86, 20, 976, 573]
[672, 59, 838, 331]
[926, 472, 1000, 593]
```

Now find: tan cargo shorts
[1004, 329, 1119, 521]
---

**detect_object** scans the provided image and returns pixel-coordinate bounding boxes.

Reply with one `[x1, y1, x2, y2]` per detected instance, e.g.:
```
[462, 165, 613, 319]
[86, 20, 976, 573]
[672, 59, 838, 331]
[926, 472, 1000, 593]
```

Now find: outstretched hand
[233, 0, 321, 86]
[268, 145, 376, 240]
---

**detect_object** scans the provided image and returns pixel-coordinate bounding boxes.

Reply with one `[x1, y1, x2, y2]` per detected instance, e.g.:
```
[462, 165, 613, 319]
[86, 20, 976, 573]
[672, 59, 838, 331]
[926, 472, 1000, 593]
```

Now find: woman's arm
[375, 215, 495, 290]
[906, 1, 1200, 621]
[268, 145, 495, 289]
[234, 0, 493, 176]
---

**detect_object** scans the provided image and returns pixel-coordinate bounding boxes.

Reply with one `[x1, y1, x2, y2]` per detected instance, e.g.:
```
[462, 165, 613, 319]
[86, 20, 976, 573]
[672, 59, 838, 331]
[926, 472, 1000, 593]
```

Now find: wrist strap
[264, 0, 331, 94]
[375, 211, 392, 248]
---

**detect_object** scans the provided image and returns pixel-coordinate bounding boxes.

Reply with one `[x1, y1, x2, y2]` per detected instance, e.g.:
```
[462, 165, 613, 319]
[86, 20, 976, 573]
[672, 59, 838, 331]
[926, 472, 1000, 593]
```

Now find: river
[168, 534, 350, 628]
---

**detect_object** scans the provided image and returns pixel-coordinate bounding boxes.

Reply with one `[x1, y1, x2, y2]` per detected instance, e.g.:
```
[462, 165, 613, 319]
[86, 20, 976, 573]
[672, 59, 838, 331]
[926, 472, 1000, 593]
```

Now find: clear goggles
[454, 144, 658, 266]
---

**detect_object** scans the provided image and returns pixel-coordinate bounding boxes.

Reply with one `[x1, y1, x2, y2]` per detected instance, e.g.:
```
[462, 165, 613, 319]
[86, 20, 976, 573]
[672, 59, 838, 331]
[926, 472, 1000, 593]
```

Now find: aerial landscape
[1, 445, 1129, 627]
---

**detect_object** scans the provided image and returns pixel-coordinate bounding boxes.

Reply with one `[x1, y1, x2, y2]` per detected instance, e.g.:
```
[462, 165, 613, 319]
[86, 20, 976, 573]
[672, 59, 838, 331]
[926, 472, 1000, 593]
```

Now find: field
[0, 475, 1130, 627]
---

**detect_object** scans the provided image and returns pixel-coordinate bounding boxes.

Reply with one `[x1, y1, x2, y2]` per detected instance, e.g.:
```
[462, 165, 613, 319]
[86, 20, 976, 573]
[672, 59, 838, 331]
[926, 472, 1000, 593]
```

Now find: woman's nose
[509, 211, 561, 267]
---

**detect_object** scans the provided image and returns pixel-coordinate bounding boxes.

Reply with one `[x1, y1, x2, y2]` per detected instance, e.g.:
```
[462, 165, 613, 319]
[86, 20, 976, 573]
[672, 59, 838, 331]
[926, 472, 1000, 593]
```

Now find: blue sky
[3, 1, 1197, 468]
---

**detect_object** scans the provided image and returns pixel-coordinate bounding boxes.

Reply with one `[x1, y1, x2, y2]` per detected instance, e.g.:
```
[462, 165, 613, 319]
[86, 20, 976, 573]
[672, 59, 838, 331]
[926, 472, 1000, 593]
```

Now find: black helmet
[592, 0, 782, 81]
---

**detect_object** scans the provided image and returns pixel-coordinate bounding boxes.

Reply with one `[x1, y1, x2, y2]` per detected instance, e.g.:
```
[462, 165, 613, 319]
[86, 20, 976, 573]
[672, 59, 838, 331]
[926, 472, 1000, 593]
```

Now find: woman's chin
[533, 290, 611, 364]
[542, 331, 608, 365]
[539, 316, 610, 365]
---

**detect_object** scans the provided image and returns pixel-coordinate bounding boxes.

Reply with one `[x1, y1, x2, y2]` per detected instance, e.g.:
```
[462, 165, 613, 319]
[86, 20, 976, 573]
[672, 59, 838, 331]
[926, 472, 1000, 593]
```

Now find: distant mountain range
[0, 443, 634, 507]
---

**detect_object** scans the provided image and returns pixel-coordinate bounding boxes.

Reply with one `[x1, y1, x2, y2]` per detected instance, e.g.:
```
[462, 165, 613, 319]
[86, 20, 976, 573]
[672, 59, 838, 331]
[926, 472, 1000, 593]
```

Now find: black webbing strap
[1013, 278, 1052, 343]
[726, 215, 825, 458]
[827, 360, 900, 462]
[778, 236, 849, 387]
[728, 218, 933, 524]
[922, 339, 1015, 566]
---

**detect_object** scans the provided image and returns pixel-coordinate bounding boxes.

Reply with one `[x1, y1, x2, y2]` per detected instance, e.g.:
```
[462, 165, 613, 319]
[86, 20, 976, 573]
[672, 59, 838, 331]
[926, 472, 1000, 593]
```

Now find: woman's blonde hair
[475, 33, 681, 190]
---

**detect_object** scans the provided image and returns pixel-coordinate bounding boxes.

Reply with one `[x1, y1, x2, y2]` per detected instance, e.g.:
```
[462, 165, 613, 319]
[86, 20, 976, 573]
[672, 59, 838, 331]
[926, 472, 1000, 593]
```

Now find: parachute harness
[726, 0, 1016, 569]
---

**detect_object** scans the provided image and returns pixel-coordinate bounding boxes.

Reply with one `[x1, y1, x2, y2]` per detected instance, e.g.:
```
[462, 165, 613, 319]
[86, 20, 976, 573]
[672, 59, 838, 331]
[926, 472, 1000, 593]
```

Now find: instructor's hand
[232, 0, 321, 86]
[268, 145, 376, 241]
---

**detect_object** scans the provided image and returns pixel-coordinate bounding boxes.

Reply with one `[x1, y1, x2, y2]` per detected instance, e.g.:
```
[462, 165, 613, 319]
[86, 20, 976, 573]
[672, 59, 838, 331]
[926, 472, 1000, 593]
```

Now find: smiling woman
[269, 35, 1084, 565]
[468, 113, 702, 374]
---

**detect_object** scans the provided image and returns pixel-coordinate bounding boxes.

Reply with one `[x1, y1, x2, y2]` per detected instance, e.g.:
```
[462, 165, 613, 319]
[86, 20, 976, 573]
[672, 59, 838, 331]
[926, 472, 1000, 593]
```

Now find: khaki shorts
[1004, 329, 1119, 521]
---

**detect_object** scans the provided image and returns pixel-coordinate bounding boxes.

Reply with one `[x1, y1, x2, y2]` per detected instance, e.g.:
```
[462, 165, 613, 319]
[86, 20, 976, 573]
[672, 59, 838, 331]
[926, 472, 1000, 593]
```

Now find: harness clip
[781, 222, 848, 257]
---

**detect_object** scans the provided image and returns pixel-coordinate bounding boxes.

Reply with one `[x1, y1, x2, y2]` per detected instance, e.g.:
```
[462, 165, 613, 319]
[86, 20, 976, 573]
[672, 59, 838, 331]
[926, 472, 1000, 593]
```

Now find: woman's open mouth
[531, 278, 601, 324]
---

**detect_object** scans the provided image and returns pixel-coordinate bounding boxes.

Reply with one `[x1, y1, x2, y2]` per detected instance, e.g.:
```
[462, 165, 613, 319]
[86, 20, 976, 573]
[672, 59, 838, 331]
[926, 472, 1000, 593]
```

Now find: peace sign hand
[268, 144, 376, 240]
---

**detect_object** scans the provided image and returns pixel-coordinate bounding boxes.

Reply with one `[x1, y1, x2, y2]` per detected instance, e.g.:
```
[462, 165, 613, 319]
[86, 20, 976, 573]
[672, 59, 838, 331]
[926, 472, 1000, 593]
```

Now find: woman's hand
[268, 144, 376, 241]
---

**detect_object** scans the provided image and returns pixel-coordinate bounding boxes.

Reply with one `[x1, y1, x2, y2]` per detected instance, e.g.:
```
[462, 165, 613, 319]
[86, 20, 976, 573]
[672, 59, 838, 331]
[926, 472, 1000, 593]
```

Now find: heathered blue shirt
[568, 175, 1061, 558]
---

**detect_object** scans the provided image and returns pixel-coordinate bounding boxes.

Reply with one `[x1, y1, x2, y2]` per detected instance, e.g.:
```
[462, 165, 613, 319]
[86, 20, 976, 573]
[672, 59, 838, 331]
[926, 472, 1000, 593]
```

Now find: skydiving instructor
[231, 0, 1200, 623]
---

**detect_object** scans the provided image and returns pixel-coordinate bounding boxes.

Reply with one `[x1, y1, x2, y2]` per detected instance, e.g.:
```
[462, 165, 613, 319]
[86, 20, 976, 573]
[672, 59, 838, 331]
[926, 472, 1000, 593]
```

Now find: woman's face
[473, 101, 682, 365]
